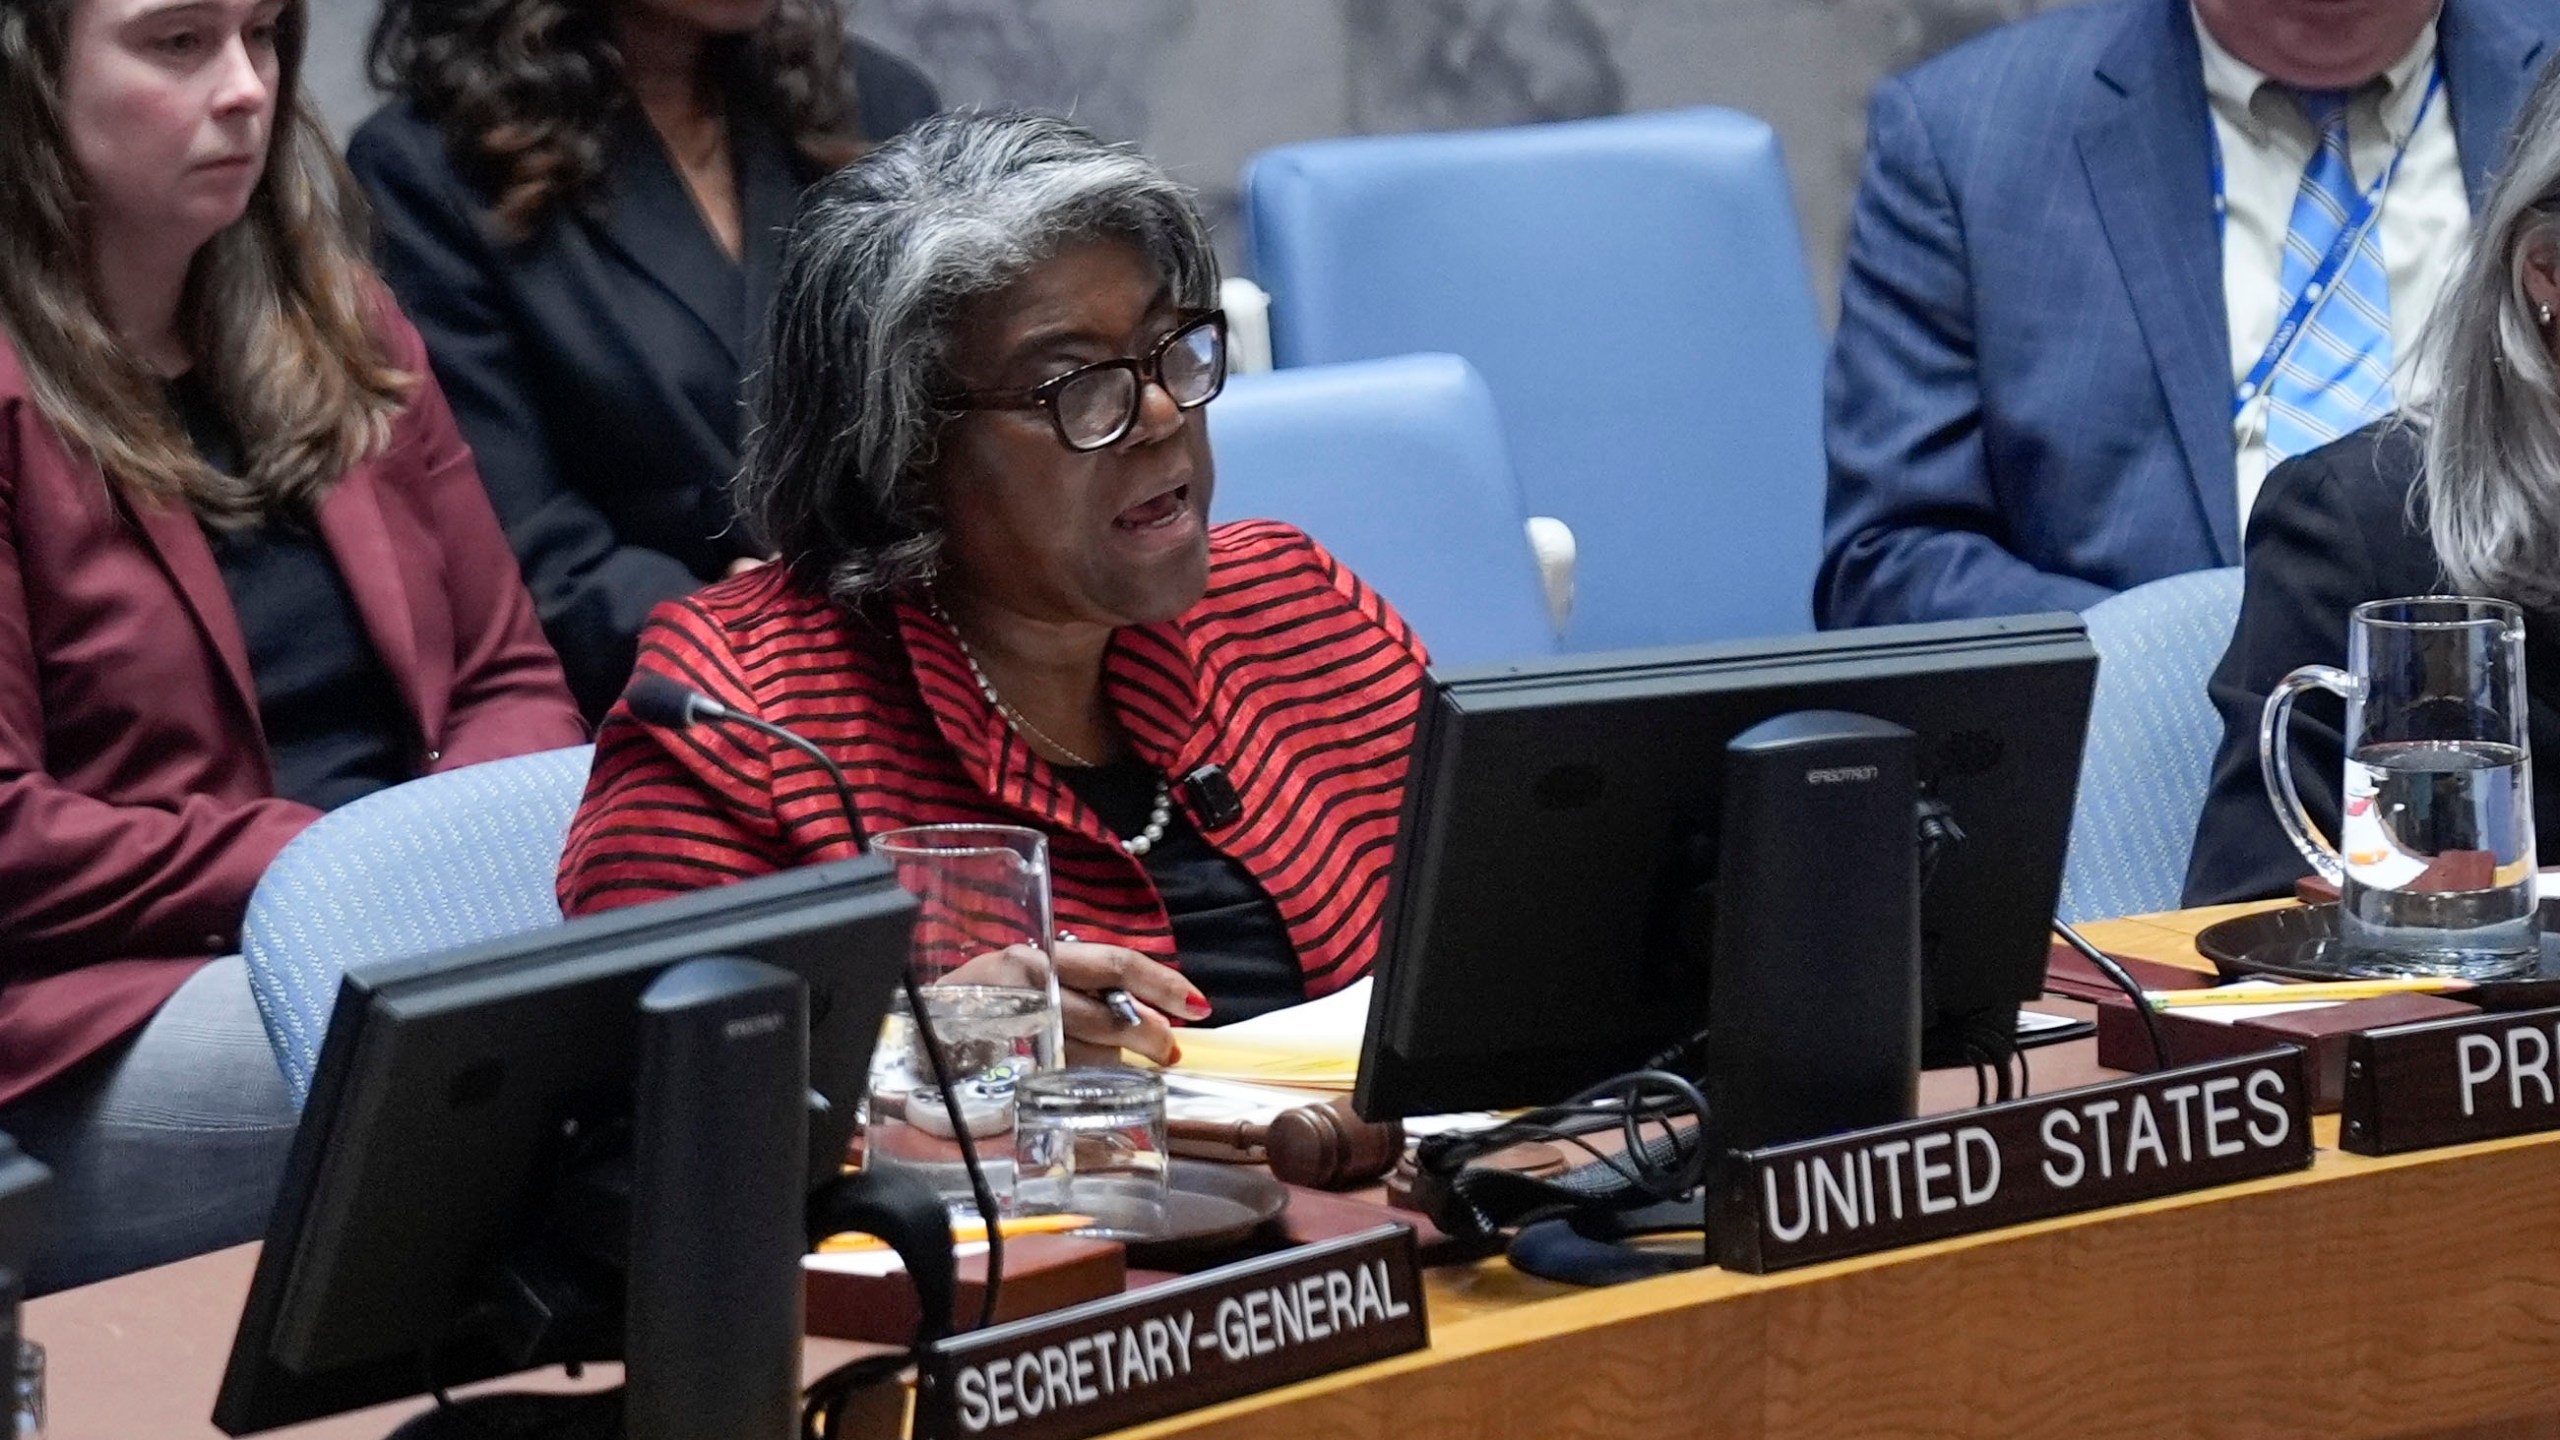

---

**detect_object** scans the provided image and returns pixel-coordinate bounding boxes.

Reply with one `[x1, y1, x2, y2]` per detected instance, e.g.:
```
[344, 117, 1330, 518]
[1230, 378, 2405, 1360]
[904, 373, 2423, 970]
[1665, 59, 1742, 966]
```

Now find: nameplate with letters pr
[1710, 1047, 2313, 1273]
[2340, 1002, 2560, 1155]
[912, 1224, 1427, 1440]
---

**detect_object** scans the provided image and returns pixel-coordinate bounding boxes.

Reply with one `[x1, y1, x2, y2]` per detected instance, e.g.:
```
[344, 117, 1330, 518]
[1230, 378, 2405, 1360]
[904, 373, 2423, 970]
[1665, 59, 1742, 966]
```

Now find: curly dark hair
[367, 0, 866, 235]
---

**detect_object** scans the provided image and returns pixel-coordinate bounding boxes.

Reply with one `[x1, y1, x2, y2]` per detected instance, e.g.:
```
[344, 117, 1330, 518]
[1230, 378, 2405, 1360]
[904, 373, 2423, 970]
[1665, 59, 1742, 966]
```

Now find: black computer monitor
[1355, 614, 2097, 1119]
[214, 858, 917, 1435]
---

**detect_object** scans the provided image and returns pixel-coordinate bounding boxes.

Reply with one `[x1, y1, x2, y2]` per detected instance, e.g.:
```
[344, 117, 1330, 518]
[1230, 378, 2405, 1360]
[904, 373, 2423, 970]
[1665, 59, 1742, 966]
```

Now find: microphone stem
[718, 710, 869, 854]
[2053, 919, 2169, 1072]
[647, 685, 1003, 1324]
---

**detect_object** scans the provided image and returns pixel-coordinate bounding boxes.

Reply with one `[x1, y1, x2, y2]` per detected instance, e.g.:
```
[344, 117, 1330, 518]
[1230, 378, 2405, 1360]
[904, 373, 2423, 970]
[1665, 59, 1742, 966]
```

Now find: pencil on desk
[2147, 977, 2472, 1008]
[815, 1212, 1095, 1254]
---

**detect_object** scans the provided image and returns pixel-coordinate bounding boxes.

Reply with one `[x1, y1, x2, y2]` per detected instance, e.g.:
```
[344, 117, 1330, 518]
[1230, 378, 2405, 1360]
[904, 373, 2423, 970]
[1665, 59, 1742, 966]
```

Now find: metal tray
[2192, 901, 2560, 1009]
[1097, 1160, 1290, 1270]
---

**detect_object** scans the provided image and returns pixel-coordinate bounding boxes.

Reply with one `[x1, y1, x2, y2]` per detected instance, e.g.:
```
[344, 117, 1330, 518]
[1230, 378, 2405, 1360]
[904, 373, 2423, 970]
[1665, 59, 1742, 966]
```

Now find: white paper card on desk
[1162, 1072, 1332, 1126]
[2152, 981, 2341, 1027]
[1169, 978, 1370, 1089]
[806, 1239, 992, 1278]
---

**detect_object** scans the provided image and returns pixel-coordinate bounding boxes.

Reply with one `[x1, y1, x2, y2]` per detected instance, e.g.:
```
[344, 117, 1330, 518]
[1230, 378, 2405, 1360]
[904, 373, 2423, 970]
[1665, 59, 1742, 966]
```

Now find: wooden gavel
[867, 1091, 1404, 1189]
[1169, 1100, 1405, 1190]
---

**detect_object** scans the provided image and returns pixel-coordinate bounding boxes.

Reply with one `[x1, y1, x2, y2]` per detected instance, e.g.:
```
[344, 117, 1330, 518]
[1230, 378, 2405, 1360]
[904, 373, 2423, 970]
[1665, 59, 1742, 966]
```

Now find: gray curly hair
[2422, 57, 2560, 608]
[737, 109, 1220, 605]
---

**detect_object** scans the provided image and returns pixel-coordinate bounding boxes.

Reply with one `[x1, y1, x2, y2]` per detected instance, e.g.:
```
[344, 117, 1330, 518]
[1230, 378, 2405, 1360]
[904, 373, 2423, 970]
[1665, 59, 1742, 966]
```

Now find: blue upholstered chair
[1208, 353, 1557, 667]
[240, 744, 595, 1104]
[2059, 569, 2247, 922]
[1242, 107, 1825, 653]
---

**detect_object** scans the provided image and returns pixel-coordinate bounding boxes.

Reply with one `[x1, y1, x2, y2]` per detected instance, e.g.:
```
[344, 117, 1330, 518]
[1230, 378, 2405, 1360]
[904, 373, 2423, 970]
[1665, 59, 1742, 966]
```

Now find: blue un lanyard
[2214, 63, 2444, 421]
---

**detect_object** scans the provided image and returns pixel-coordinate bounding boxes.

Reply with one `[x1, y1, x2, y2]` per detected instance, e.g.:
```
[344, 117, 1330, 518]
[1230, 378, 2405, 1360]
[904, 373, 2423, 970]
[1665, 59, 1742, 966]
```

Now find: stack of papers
[1162, 1071, 1337, 1127]
[1163, 982, 1503, 1137]
[1170, 978, 1371, 1090]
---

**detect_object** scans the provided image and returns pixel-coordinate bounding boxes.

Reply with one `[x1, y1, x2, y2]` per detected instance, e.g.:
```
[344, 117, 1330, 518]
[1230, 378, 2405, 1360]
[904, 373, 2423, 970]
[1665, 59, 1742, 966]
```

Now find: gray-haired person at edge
[2189, 54, 2560, 905]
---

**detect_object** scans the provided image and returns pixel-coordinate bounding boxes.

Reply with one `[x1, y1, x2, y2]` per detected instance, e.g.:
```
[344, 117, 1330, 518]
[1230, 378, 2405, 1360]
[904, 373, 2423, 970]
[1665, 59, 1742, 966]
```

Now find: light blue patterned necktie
[2261, 88, 2396, 466]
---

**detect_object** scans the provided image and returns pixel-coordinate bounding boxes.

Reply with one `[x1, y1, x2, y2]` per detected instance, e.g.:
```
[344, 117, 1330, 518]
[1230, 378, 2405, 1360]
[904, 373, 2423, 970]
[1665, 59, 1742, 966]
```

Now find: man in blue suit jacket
[1818, 0, 2557, 627]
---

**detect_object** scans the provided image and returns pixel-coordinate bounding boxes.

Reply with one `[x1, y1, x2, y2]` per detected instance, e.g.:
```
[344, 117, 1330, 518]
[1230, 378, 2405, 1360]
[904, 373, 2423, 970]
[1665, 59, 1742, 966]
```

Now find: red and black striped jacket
[558, 521, 1429, 999]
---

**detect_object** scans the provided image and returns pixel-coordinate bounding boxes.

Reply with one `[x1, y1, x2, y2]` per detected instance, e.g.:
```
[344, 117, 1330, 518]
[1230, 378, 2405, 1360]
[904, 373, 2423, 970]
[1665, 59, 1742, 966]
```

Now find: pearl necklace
[935, 601, 1174, 857]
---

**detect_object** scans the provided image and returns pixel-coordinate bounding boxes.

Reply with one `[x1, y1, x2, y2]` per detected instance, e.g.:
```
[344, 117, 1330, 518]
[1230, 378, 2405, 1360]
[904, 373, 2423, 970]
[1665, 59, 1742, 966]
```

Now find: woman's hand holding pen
[944, 939, 1208, 1066]
[1053, 940, 1209, 1067]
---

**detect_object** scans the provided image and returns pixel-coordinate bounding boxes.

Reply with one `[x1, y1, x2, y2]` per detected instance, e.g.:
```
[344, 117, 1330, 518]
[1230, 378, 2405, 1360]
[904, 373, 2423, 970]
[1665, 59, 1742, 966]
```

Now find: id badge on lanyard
[2216, 64, 2443, 421]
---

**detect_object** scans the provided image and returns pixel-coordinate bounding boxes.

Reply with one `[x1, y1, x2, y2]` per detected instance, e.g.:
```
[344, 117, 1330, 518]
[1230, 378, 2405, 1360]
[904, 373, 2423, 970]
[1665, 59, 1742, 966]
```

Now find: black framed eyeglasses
[936, 310, 1228, 453]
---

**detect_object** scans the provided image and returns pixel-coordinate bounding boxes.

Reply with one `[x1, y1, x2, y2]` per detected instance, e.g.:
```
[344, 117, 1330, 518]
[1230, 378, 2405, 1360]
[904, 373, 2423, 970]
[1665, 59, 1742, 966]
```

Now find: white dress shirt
[2194, 9, 2470, 528]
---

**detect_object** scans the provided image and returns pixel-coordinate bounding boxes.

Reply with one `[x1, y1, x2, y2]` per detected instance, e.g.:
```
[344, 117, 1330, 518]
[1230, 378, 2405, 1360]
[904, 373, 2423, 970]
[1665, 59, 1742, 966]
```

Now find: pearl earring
[2542, 301, 2556, 329]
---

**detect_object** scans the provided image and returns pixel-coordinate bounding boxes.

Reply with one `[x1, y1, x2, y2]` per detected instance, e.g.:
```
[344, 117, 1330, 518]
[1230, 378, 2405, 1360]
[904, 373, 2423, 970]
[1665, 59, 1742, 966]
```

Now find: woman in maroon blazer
[0, 0, 582, 1290]
[560, 113, 1428, 1066]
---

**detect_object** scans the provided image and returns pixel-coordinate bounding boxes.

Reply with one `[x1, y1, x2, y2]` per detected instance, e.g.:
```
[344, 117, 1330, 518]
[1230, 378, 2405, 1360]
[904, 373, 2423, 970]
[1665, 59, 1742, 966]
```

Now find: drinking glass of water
[865, 825, 1067, 1214]
[2261, 596, 2538, 978]
[1015, 1068, 1170, 1240]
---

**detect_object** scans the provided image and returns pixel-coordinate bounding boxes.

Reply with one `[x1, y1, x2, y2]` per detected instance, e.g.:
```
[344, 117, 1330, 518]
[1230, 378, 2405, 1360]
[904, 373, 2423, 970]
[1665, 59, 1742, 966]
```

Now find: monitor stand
[386, 956, 812, 1440]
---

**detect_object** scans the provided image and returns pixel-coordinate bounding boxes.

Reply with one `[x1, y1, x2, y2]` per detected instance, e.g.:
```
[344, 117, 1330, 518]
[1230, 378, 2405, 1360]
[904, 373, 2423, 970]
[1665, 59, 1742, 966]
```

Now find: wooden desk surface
[36, 903, 2560, 1440]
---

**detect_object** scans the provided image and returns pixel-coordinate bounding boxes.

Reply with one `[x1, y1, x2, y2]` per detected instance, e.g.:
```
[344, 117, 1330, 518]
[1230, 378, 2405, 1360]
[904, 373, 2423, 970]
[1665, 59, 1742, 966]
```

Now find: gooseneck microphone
[623, 672, 868, 852]
[620, 670, 1006, 1332]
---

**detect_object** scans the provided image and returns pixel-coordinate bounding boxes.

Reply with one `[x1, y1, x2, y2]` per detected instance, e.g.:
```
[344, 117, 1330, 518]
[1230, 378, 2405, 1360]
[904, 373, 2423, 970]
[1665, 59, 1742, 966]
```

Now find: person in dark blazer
[349, 0, 938, 718]
[0, 0, 584, 1291]
[1820, 0, 2560, 628]
[2188, 54, 2560, 905]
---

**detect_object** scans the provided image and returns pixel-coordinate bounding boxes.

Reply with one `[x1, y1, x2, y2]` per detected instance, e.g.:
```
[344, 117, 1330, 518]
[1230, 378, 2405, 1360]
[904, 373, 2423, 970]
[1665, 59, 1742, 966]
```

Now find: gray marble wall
[300, 0, 2072, 315]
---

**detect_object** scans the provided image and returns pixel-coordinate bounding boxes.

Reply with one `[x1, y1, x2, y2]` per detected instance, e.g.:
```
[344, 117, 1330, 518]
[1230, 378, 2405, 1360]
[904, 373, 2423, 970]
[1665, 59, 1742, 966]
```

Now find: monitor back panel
[217, 861, 915, 1434]
[1358, 617, 2095, 1117]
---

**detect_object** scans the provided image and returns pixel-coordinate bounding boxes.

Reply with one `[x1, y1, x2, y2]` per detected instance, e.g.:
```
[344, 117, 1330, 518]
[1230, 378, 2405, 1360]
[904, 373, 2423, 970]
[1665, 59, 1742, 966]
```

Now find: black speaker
[626, 957, 808, 1440]
[1707, 710, 1921, 1153]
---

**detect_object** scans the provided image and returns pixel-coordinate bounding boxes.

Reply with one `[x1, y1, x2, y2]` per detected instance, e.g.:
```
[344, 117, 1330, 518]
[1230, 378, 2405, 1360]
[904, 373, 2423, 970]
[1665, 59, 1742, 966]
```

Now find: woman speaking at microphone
[557, 111, 1429, 1062]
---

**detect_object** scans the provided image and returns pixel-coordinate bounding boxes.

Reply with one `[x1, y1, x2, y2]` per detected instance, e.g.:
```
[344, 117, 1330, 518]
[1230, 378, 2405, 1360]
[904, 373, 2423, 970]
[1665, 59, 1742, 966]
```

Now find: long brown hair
[367, 0, 865, 237]
[0, 0, 410, 524]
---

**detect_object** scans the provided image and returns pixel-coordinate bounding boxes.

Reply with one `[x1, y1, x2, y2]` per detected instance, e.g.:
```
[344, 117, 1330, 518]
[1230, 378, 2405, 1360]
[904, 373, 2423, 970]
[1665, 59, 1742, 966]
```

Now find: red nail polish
[1185, 993, 1213, 1019]
[1165, 1043, 1183, 1068]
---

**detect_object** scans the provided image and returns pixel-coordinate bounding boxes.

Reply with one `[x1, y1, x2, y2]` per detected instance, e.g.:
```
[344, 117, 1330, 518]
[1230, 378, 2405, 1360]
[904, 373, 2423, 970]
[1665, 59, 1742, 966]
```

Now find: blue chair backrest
[2060, 569, 2247, 922]
[1243, 107, 1825, 653]
[241, 745, 595, 1105]
[1208, 353, 1555, 667]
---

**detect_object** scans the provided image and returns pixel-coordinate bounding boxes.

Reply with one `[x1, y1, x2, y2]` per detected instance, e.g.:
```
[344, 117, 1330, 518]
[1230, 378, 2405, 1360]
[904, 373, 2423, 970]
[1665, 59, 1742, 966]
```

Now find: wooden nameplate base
[805, 1233, 1128, 1345]
[2092, 989, 2478, 1109]
[1711, 1048, 2314, 1273]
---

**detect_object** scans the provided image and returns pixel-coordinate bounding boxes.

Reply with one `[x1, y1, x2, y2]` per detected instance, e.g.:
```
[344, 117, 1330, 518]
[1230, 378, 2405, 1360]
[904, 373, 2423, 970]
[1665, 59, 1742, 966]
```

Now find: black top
[168, 374, 412, 812]
[1058, 759, 1306, 1024]
[346, 43, 940, 719]
[2185, 421, 2560, 904]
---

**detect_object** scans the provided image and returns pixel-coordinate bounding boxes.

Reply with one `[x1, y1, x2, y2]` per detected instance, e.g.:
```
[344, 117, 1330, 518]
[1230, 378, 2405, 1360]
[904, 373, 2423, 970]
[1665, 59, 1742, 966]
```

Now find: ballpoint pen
[1059, 928, 1148, 1029]
[1101, 988, 1147, 1028]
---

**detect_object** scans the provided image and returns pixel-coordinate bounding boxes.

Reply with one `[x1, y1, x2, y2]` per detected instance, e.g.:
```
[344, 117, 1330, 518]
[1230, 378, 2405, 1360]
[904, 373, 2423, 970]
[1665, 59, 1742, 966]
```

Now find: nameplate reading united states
[913, 1225, 1427, 1440]
[1711, 1047, 2313, 1272]
[2341, 1002, 2560, 1154]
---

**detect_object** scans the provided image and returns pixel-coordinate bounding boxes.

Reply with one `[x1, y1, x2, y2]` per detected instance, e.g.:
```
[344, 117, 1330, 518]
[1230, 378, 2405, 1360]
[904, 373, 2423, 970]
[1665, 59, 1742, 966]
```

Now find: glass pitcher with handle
[862, 824, 1066, 1214]
[2260, 595, 2538, 979]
